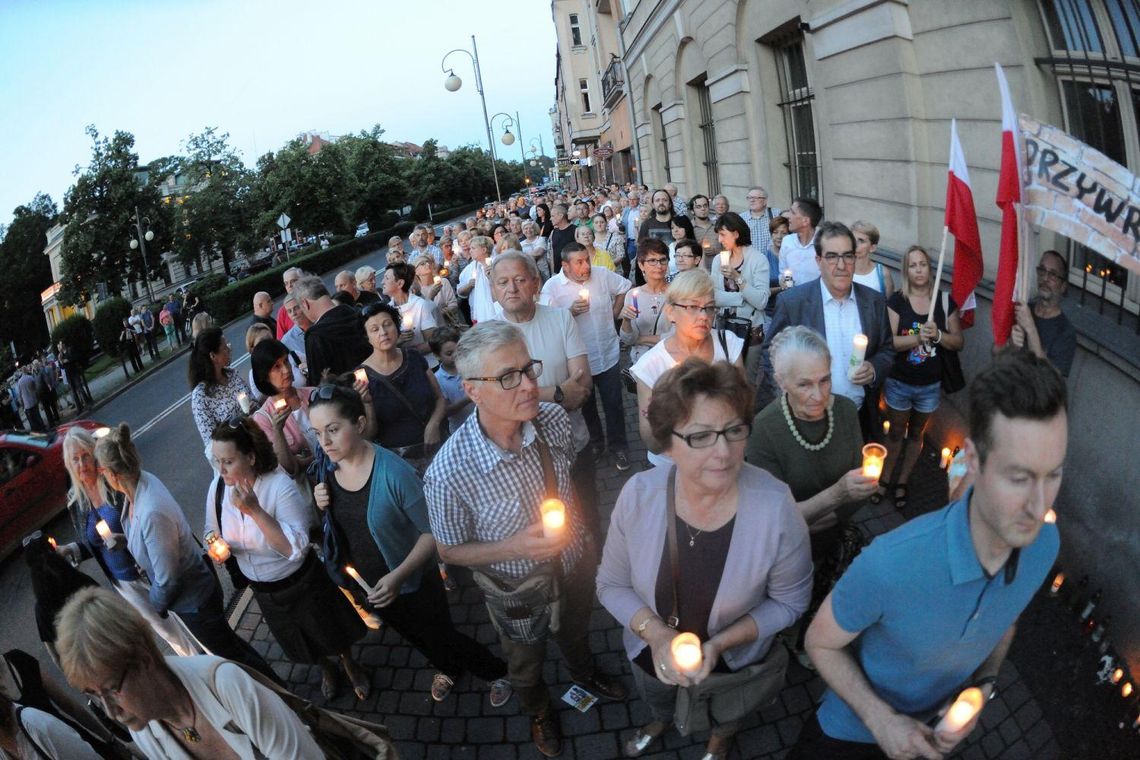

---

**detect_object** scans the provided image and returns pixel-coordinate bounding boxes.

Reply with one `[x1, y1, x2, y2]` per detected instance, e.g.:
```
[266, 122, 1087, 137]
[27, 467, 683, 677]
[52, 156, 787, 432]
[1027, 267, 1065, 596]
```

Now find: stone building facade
[555, 0, 1140, 686]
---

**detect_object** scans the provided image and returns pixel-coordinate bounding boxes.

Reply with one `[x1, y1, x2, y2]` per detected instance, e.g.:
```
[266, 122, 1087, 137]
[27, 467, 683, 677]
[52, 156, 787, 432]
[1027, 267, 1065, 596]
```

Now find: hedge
[49, 314, 95, 365]
[200, 221, 416, 324]
[92, 297, 133, 358]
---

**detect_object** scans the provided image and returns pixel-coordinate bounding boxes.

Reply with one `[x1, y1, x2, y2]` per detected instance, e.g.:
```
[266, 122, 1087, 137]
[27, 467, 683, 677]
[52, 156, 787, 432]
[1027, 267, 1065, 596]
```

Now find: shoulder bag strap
[213, 476, 226, 540]
[717, 328, 729, 360]
[941, 290, 950, 328]
[367, 361, 427, 426]
[664, 466, 680, 629]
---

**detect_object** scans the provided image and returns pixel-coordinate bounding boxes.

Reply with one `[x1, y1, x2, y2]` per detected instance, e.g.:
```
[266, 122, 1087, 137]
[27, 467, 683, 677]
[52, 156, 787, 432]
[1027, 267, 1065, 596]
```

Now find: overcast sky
[0, 0, 557, 229]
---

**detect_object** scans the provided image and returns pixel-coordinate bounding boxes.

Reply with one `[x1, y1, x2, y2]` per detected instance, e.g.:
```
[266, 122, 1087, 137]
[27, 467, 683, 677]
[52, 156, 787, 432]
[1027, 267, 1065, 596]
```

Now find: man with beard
[636, 189, 675, 246]
[688, 193, 718, 269]
[548, 203, 577, 275]
[1010, 250, 1077, 377]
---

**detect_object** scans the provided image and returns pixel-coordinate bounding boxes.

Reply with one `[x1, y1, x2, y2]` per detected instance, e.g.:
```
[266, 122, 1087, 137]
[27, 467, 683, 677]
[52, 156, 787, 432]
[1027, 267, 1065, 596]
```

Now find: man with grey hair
[251, 291, 276, 333]
[279, 293, 309, 367]
[295, 275, 370, 383]
[353, 265, 383, 307]
[424, 321, 626, 758]
[275, 266, 303, 339]
[490, 252, 598, 535]
[712, 193, 730, 220]
[742, 186, 782, 262]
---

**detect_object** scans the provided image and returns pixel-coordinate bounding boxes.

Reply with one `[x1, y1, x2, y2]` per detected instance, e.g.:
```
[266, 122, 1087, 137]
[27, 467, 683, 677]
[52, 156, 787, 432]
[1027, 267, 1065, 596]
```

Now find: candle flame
[671, 632, 703, 673]
[93, 426, 111, 439]
[1123, 682, 1134, 698]
[1043, 509, 1056, 524]
[354, 368, 368, 384]
[1111, 668, 1124, 685]
[1050, 572, 1064, 593]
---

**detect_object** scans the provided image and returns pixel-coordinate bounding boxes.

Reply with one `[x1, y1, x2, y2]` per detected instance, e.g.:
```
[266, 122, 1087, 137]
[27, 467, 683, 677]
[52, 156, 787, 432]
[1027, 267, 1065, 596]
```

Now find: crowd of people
[4, 182, 1080, 760]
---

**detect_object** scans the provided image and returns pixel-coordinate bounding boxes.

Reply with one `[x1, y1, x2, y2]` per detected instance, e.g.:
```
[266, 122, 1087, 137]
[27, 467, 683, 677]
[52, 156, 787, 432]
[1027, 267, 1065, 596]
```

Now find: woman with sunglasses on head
[357, 301, 447, 473]
[56, 427, 202, 658]
[189, 326, 251, 459]
[206, 417, 368, 701]
[94, 423, 279, 683]
[598, 360, 812, 759]
[308, 384, 511, 705]
[630, 270, 745, 468]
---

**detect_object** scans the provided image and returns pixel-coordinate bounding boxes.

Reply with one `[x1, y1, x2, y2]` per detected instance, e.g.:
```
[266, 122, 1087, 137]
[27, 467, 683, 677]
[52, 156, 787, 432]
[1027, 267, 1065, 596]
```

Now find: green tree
[168, 128, 256, 277]
[252, 138, 352, 240]
[339, 126, 407, 230]
[404, 139, 457, 216]
[92, 297, 132, 359]
[0, 193, 58, 356]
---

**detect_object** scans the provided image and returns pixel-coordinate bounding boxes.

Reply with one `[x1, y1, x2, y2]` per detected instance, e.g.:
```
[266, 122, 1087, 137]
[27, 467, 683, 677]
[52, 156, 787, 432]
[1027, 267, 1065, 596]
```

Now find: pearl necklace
[781, 393, 834, 452]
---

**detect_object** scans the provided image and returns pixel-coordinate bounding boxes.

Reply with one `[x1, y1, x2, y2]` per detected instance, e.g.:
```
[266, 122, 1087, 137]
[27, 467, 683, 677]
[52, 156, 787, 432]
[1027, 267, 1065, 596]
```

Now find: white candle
[1043, 508, 1057, 524]
[1050, 572, 1065, 596]
[719, 251, 730, 268]
[882, 420, 890, 436]
[936, 687, 984, 735]
[402, 313, 414, 330]
[207, 535, 231, 563]
[345, 565, 372, 595]
[671, 632, 703, 674]
[783, 269, 794, 286]
[433, 275, 442, 285]
[95, 520, 112, 541]
[849, 334, 868, 373]
[354, 368, 368, 385]
[236, 391, 251, 414]
[940, 447, 953, 470]
[540, 498, 566, 539]
[578, 287, 590, 302]
[862, 443, 886, 480]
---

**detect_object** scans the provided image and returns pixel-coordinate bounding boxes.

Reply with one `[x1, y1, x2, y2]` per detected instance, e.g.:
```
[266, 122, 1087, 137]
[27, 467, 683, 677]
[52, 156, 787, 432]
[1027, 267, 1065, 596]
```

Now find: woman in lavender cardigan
[597, 359, 813, 760]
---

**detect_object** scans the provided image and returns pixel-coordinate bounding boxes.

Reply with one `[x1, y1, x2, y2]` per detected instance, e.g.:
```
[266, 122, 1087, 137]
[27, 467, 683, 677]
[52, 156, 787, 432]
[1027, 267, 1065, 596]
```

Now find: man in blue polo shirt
[789, 348, 1067, 760]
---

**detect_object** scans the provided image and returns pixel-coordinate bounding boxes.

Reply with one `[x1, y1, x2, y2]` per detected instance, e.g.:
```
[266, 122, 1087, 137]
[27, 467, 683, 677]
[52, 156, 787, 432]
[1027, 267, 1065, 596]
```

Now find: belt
[248, 551, 317, 593]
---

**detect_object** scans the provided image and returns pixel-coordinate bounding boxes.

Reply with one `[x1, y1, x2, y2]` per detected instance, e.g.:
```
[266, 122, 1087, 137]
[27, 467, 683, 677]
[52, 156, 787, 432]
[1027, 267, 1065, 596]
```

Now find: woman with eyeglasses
[712, 211, 771, 383]
[189, 326, 252, 459]
[630, 270, 744, 468]
[56, 427, 202, 658]
[619, 239, 671, 365]
[669, 238, 701, 282]
[882, 245, 963, 508]
[206, 417, 368, 701]
[308, 384, 511, 705]
[666, 215, 696, 277]
[598, 359, 812, 760]
[248, 339, 320, 484]
[357, 301, 447, 473]
[94, 423, 279, 682]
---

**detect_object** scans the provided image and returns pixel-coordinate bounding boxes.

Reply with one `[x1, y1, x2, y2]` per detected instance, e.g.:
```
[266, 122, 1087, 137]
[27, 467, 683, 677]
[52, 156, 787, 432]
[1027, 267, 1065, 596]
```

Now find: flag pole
[928, 224, 950, 322]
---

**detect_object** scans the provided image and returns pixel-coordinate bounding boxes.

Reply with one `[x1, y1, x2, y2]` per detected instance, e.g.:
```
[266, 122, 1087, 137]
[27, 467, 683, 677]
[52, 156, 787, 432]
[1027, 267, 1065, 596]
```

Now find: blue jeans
[582, 362, 627, 453]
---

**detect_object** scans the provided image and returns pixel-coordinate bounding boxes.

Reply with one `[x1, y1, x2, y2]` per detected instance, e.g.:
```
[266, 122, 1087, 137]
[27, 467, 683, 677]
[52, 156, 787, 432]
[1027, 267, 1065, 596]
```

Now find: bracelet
[634, 616, 658, 637]
[934, 329, 943, 345]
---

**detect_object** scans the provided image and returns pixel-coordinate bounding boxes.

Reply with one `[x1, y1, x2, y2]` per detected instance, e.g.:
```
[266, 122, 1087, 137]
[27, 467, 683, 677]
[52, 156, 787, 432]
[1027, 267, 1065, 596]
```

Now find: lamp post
[129, 206, 156, 304]
[442, 35, 502, 204]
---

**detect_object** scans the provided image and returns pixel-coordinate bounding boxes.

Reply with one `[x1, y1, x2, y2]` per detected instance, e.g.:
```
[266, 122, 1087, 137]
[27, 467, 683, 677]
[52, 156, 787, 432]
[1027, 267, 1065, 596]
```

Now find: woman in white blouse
[206, 418, 369, 701]
[619, 239, 671, 364]
[520, 220, 550, 279]
[712, 212, 771, 384]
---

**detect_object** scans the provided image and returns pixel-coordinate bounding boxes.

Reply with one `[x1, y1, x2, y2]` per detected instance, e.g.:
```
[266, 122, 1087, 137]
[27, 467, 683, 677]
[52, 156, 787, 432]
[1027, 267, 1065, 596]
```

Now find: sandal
[893, 483, 909, 510]
[870, 481, 893, 505]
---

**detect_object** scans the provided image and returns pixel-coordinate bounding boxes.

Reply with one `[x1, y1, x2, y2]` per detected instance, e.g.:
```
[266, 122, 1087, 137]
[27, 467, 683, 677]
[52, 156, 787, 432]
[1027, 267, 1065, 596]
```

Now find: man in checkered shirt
[424, 321, 627, 758]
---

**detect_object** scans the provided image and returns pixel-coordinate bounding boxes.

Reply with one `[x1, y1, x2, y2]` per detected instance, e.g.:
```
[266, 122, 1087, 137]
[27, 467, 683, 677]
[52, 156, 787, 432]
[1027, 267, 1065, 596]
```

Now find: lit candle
[206, 533, 231, 563]
[702, 240, 710, 251]
[354, 368, 368, 385]
[93, 426, 111, 439]
[95, 520, 112, 541]
[861, 443, 886, 480]
[439, 267, 449, 277]
[47, 536, 57, 550]
[629, 288, 639, 314]
[940, 447, 953, 469]
[882, 420, 890, 436]
[433, 275, 442, 285]
[1043, 508, 1057, 524]
[1050, 572, 1065, 596]
[274, 397, 288, 412]
[849, 334, 868, 374]
[719, 250, 730, 268]
[1123, 682, 1134, 699]
[402, 313, 414, 331]
[540, 498, 566, 539]
[236, 391, 251, 414]
[670, 632, 703, 674]
[345, 565, 372, 595]
[936, 687, 985, 735]
[1111, 668, 1125, 685]
[782, 269, 794, 287]
[578, 287, 590, 302]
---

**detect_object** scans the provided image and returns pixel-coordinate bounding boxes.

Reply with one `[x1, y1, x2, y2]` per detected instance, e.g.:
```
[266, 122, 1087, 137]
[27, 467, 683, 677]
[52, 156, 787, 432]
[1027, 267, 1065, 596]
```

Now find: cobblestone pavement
[233, 367, 1061, 759]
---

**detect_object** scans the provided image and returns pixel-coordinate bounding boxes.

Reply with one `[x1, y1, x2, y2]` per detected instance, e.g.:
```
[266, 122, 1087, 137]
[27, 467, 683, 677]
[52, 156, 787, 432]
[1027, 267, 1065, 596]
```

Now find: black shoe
[614, 450, 631, 472]
[531, 709, 563, 757]
[574, 672, 628, 701]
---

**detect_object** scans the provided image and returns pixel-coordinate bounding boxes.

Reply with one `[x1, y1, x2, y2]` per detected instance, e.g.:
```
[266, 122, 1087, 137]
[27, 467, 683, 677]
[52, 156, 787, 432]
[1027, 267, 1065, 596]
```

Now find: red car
[0, 420, 105, 561]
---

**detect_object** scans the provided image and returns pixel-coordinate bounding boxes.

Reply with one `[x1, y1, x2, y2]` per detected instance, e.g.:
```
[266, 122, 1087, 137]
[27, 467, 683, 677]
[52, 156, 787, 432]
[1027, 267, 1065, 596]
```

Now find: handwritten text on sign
[1020, 113, 1140, 275]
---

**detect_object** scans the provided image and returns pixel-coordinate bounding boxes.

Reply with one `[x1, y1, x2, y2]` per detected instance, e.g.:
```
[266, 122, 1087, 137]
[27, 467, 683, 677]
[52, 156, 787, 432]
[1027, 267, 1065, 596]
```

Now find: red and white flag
[993, 63, 1023, 346]
[945, 118, 982, 328]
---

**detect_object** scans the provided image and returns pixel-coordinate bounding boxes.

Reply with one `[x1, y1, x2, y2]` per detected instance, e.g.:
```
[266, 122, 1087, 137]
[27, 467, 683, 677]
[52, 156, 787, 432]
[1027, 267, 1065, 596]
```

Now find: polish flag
[945, 118, 982, 328]
[993, 63, 1023, 346]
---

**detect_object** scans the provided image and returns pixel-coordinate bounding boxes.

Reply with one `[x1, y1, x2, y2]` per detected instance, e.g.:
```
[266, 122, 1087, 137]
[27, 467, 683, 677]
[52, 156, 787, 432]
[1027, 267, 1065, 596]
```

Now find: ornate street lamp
[441, 36, 501, 203]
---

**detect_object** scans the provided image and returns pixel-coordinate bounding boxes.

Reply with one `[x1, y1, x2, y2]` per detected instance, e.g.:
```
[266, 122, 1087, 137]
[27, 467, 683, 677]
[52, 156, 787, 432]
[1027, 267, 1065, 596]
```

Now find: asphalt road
[0, 221, 457, 670]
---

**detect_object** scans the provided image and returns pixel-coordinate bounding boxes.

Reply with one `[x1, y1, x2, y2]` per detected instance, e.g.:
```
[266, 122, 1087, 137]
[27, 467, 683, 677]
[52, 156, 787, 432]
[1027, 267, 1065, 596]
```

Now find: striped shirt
[424, 402, 587, 581]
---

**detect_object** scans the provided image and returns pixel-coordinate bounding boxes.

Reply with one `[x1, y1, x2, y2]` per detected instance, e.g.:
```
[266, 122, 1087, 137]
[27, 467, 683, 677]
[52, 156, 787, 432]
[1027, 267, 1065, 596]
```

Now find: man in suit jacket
[762, 221, 894, 410]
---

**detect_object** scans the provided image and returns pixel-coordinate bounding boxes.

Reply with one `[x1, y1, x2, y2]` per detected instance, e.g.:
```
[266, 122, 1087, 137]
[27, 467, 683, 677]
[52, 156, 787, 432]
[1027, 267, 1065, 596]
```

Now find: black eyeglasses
[821, 252, 857, 264]
[641, 258, 669, 267]
[22, 530, 44, 548]
[671, 422, 752, 449]
[671, 303, 718, 317]
[466, 360, 543, 390]
[1036, 266, 1065, 283]
[82, 665, 131, 702]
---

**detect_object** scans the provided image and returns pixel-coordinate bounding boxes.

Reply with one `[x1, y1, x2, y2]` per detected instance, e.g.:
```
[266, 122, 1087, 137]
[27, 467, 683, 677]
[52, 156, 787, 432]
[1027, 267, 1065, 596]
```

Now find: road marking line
[134, 352, 251, 438]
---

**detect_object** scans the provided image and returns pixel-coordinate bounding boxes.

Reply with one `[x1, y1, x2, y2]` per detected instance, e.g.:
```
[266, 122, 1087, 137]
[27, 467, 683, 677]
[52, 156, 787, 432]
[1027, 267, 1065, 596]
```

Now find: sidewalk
[231, 368, 1065, 760]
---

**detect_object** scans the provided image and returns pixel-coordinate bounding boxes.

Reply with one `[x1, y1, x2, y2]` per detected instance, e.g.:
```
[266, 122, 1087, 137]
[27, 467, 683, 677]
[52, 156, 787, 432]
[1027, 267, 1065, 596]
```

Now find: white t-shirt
[539, 268, 631, 375]
[398, 293, 439, 368]
[779, 232, 820, 286]
[630, 331, 745, 468]
[493, 304, 591, 452]
[459, 259, 498, 323]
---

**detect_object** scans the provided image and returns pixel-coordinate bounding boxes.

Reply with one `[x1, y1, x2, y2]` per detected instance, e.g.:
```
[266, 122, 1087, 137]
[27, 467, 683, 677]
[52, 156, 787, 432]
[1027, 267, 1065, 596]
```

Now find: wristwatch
[553, 385, 565, 404]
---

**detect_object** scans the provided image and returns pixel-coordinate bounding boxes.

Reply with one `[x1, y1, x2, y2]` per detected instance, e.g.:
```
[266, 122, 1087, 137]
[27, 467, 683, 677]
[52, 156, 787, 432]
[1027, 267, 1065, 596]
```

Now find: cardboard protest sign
[1020, 113, 1140, 275]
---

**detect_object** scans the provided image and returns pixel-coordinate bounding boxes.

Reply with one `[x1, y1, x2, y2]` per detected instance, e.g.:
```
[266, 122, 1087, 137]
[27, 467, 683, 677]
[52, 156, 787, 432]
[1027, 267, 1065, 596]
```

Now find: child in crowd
[430, 328, 473, 435]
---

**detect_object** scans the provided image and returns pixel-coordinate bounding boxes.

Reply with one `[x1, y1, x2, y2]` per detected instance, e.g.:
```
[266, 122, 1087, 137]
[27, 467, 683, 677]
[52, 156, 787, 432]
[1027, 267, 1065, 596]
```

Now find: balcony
[601, 57, 624, 109]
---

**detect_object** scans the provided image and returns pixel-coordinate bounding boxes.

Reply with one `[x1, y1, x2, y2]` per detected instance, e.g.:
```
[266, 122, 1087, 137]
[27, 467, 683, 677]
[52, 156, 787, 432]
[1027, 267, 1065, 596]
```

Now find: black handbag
[213, 477, 250, 590]
[938, 292, 966, 394]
